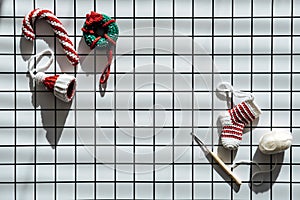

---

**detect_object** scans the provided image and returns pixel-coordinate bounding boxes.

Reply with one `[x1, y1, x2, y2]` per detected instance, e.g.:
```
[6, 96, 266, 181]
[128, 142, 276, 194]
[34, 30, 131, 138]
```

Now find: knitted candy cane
[22, 8, 79, 66]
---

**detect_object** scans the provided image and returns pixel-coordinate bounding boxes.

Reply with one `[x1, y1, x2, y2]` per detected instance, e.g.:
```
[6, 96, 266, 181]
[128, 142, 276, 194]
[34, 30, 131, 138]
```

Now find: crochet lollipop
[217, 82, 262, 150]
[22, 8, 79, 66]
[28, 49, 76, 102]
[81, 11, 119, 84]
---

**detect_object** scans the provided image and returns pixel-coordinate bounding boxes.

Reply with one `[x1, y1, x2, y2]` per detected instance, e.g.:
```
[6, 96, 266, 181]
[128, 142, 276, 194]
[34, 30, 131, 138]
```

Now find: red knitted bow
[85, 11, 103, 26]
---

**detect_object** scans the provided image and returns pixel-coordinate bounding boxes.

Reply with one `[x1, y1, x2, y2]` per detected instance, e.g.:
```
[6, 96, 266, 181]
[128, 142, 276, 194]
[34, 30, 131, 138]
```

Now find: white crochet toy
[28, 49, 76, 102]
[217, 82, 262, 150]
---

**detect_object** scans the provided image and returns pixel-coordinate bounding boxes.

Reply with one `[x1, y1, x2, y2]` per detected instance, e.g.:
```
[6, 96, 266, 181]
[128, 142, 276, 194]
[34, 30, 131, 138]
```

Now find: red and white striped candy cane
[22, 8, 79, 66]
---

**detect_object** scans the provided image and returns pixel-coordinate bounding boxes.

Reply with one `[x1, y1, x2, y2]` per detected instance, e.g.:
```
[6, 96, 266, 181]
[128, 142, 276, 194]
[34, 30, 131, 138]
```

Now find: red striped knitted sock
[220, 99, 261, 150]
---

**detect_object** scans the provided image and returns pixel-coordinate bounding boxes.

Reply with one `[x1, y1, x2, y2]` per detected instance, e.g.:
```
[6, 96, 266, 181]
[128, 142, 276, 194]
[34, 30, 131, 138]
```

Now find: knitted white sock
[217, 82, 261, 150]
[220, 99, 261, 150]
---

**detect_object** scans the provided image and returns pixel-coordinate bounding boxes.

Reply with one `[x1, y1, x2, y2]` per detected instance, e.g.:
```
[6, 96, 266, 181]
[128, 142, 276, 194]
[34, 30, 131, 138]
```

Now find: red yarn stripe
[100, 65, 111, 84]
[47, 16, 62, 25]
[90, 36, 102, 49]
[22, 29, 34, 40]
[28, 8, 39, 19]
[240, 102, 254, 121]
[43, 75, 59, 91]
[223, 128, 243, 135]
[22, 8, 39, 37]
[222, 131, 243, 139]
[102, 19, 116, 28]
[22, 19, 34, 34]
[66, 55, 78, 64]
[222, 129, 243, 136]
[223, 125, 244, 132]
[229, 109, 238, 123]
[36, 9, 51, 19]
[52, 26, 70, 38]
[81, 27, 94, 34]
[221, 134, 242, 140]
[242, 102, 256, 120]
[104, 34, 116, 46]
[56, 35, 73, 46]
[229, 109, 244, 126]
[28, 8, 39, 26]
[234, 105, 248, 124]
[238, 103, 252, 122]
[107, 49, 113, 64]
[234, 105, 249, 124]
[234, 106, 248, 124]
[100, 49, 113, 84]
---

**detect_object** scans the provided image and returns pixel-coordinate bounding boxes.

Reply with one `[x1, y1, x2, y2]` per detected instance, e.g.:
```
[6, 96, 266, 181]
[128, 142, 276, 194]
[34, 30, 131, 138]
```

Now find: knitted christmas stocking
[217, 83, 261, 150]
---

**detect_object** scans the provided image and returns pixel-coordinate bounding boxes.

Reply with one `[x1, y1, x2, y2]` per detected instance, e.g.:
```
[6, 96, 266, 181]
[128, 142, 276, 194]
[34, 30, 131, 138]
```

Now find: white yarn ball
[259, 130, 292, 155]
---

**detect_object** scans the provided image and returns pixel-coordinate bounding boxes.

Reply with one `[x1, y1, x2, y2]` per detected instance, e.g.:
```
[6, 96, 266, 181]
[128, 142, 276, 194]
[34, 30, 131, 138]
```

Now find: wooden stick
[208, 150, 242, 186]
[192, 133, 242, 186]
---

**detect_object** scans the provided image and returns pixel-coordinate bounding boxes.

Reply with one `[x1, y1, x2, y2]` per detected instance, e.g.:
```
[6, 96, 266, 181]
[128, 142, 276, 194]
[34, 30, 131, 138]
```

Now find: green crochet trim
[82, 14, 119, 49]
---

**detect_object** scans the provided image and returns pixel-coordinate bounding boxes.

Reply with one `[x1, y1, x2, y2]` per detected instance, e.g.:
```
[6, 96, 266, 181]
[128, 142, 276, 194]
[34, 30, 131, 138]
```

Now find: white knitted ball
[259, 130, 292, 155]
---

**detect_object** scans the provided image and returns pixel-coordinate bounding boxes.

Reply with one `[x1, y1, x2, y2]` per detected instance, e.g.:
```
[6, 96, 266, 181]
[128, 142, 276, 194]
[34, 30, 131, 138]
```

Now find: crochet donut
[82, 11, 119, 49]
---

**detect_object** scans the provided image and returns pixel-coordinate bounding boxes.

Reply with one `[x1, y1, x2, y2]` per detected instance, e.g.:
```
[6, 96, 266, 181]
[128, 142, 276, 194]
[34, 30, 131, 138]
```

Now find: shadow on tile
[194, 137, 241, 192]
[28, 75, 72, 149]
[77, 37, 108, 97]
[0, 0, 2, 14]
[20, 19, 76, 148]
[250, 148, 284, 193]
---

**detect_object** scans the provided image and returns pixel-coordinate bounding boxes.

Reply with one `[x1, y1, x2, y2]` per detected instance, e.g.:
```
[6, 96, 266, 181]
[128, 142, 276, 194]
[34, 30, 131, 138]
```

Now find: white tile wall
[0, 0, 297, 199]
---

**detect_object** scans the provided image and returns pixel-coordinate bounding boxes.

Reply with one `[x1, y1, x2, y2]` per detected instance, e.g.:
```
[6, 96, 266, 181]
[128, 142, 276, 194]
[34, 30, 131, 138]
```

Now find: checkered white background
[0, 0, 299, 199]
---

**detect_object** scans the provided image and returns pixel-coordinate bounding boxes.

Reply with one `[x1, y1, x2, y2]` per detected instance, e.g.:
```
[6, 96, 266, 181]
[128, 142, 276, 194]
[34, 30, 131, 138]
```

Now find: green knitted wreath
[82, 13, 119, 49]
